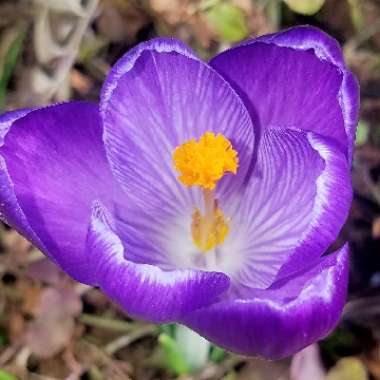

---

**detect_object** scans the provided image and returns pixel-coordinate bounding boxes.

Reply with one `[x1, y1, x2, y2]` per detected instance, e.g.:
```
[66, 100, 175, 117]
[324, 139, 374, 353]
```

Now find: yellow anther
[191, 205, 230, 252]
[172, 131, 238, 190]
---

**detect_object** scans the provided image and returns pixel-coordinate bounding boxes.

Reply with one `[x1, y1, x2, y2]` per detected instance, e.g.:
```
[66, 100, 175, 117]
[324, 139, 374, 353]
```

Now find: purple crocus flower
[0, 26, 358, 359]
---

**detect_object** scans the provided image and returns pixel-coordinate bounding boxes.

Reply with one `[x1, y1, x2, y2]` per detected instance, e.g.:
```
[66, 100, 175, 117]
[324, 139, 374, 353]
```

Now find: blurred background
[0, 0, 380, 379]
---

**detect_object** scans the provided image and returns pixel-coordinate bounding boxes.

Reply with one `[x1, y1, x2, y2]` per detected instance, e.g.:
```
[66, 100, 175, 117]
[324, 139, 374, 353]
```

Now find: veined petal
[0, 109, 47, 254]
[275, 131, 352, 280]
[0, 109, 32, 144]
[182, 244, 349, 359]
[0, 102, 124, 284]
[253, 25, 344, 65]
[86, 202, 230, 323]
[100, 38, 255, 266]
[210, 26, 359, 162]
[219, 129, 351, 289]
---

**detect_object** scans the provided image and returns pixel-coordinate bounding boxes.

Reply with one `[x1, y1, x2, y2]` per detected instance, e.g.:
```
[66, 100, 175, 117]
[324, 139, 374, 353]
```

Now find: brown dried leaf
[27, 258, 63, 285]
[70, 68, 93, 94]
[149, 0, 188, 25]
[237, 358, 290, 380]
[38, 286, 82, 318]
[187, 13, 218, 48]
[364, 345, 380, 380]
[2, 230, 32, 256]
[372, 216, 380, 239]
[8, 312, 25, 342]
[232, 0, 253, 13]
[98, 0, 149, 43]
[21, 284, 42, 316]
[26, 286, 82, 358]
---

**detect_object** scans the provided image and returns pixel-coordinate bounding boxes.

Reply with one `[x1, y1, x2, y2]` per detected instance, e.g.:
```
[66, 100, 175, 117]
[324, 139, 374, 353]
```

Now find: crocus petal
[254, 25, 344, 65]
[219, 129, 351, 289]
[0, 102, 123, 284]
[0, 109, 46, 253]
[210, 26, 359, 161]
[182, 244, 349, 359]
[86, 202, 230, 323]
[274, 131, 352, 280]
[0, 109, 32, 145]
[100, 38, 254, 267]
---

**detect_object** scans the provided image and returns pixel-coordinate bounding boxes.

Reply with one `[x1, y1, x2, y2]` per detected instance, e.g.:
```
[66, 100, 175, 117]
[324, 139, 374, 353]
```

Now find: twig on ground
[79, 313, 135, 333]
[104, 325, 158, 355]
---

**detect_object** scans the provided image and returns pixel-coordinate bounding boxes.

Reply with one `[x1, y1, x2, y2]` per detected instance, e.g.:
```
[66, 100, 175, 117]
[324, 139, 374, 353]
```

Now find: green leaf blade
[207, 3, 248, 43]
[0, 29, 26, 110]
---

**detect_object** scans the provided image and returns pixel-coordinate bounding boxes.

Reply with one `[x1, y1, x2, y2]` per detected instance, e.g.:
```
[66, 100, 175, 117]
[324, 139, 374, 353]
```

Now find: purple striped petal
[182, 244, 349, 359]
[254, 25, 344, 65]
[100, 38, 255, 267]
[0, 109, 32, 145]
[0, 155, 46, 251]
[210, 26, 359, 162]
[274, 131, 352, 280]
[0, 109, 47, 254]
[0, 102, 124, 284]
[86, 202, 230, 323]
[220, 129, 351, 289]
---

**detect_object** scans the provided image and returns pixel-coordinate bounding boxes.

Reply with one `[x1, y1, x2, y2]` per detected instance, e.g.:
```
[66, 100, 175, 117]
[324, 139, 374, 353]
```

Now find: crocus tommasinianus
[0, 26, 358, 359]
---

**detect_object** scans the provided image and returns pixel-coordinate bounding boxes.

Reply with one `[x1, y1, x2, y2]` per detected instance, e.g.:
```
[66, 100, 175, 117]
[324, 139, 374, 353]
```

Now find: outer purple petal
[0, 109, 32, 144]
[253, 25, 344, 65]
[254, 26, 359, 162]
[223, 129, 351, 289]
[86, 202, 230, 323]
[100, 37, 255, 266]
[0, 155, 45, 251]
[182, 244, 349, 359]
[210, 26, 359, 161]
[0, 109, 47, 254]
[0, 102, 123, 284]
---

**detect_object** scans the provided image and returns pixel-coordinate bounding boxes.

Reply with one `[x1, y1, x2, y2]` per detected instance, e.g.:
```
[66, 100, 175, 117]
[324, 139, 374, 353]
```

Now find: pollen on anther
[172, 131, 238, 189]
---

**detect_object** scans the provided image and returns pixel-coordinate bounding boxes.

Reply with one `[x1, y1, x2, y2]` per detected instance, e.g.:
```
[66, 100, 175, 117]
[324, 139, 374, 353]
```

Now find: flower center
[172, 131, 238, 252]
